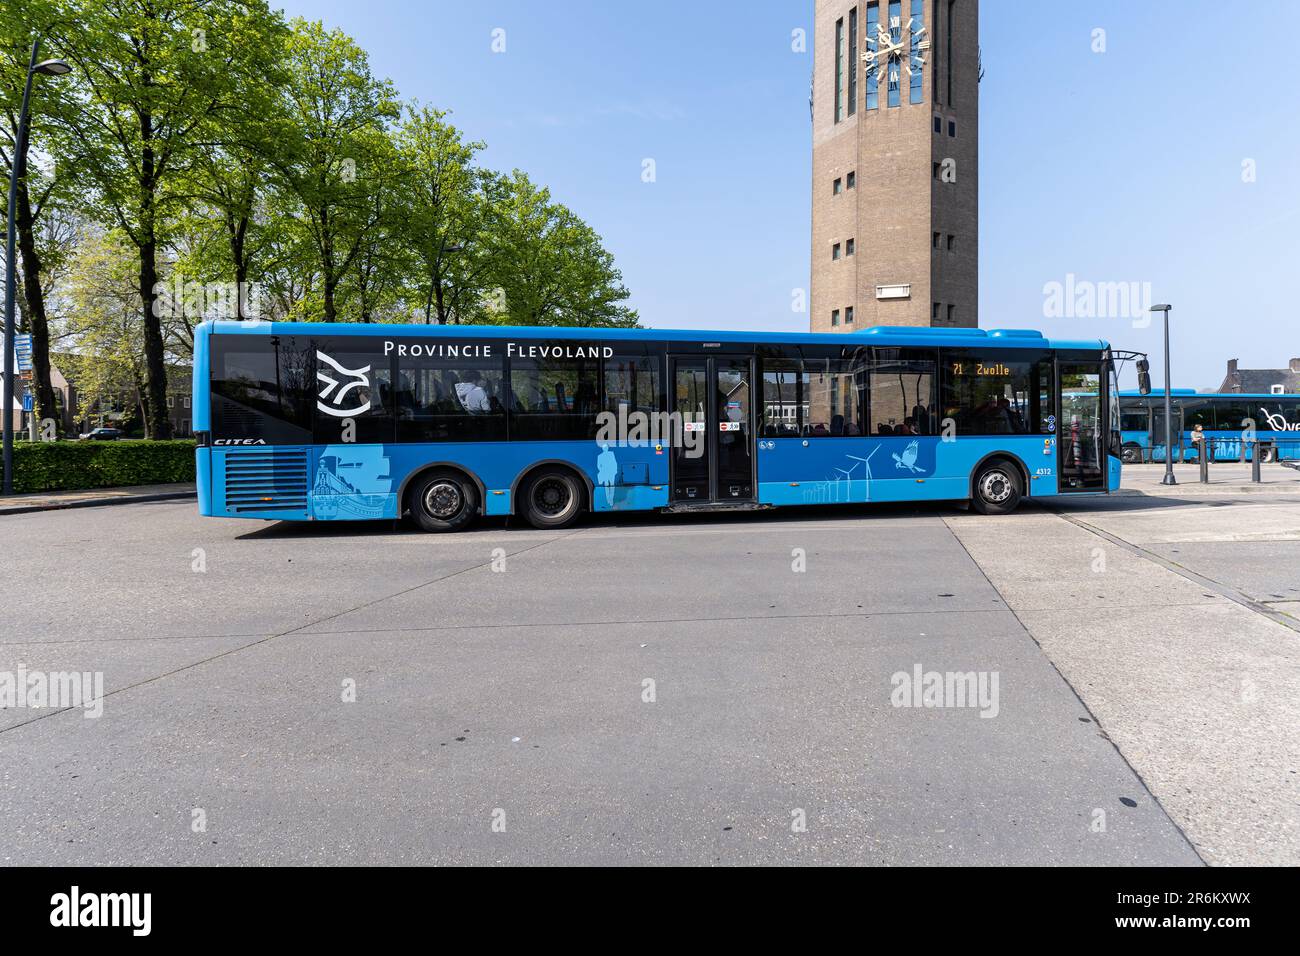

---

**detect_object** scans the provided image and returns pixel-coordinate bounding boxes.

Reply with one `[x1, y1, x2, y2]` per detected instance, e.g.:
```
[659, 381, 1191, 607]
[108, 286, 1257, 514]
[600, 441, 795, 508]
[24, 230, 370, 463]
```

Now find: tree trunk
[13, 166, 58, 434]
[136, 112, 170, 438]
[230, 214, 249, 319]
[138, 235, 170, 439]
[320, 205, 336, 321]
[434, 268, 448, 324]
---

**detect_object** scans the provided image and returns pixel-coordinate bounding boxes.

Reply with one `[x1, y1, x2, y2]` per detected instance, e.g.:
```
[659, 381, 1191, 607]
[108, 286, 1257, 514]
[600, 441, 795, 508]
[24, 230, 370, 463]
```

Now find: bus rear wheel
[971, 461, 1022, 516]
[410, 470, 478, 533]
[522, 468, 583, 530]
[1121, 442, 1143, 464]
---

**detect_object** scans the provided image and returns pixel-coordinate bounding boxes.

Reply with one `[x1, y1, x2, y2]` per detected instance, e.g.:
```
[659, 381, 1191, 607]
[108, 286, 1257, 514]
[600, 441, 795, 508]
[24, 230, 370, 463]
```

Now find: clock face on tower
[862, 13, 930, 92]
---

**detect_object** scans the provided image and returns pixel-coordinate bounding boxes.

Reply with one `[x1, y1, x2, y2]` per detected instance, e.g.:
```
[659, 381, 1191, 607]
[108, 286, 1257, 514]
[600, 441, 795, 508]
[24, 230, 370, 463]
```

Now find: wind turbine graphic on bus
[844, 447, 880, 502]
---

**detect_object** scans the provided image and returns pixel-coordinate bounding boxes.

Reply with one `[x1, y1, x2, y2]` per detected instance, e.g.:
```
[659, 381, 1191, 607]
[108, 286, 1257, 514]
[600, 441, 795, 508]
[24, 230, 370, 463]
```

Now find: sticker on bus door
[720, 422, 740, 431]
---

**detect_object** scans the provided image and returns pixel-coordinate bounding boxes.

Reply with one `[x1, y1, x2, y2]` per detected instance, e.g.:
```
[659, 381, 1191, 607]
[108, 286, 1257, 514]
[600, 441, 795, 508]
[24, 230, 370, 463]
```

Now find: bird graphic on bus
[316, 350, 372, 417]
[893, 439, 922, 473]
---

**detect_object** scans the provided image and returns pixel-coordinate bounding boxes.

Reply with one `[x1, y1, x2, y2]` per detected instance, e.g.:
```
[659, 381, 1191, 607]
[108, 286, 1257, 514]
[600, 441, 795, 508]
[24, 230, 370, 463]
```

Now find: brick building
[1217, 358, 1300, 395]
[811, 0, 979, 332]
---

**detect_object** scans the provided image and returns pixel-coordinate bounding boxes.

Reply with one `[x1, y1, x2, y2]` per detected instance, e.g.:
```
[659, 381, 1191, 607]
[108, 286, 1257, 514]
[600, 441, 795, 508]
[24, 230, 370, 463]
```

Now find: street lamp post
[3, 38, 71, 495]
[1150, 303, 1176, 486]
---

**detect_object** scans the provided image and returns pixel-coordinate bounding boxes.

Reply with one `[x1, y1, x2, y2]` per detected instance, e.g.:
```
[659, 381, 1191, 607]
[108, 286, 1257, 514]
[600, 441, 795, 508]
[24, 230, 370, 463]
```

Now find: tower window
[946, 0, 955, 105]
[846, 238, 855, 256]
[948, 119, 956, 137]
[946, 234, 955, 250]
[866, 3, 880, 110]
[845, 306, 855, 325]
[932, 161, 940, 179]
[947, 304, 956, 323]
[848, 8, 858, 117]
[832, 243, 842, 261]
[833, 177, 843, 195]
[846, 170, 856, 188]
[887, 1, 902, 108]
[831, 309, 841, 327]
[909, 0, 924, 104]
[834, 18, 845, 123]
[932, 232, 940, 249]
[932, 302, 941, 322]
[934, 115, 942, 133]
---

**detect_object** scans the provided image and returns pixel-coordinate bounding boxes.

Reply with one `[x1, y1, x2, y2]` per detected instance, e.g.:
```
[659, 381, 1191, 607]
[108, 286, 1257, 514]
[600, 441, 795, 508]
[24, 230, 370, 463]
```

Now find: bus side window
[394, 354, 506, 443]
[510, 355, 601, 441]
[761, 359, 804, 437]
[867, 350, 936, 436]
[603, 350, 662, 421]
[803, 358, 862, 437]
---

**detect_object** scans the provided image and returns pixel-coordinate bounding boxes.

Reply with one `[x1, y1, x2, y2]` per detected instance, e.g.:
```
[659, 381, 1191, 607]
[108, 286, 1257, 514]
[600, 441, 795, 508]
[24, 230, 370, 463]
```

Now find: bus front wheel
[1121, 442, 1143, 464]
[971, 461, 1022, 516]
[522, 468, 583, 530]
[410, 470, 478, 533]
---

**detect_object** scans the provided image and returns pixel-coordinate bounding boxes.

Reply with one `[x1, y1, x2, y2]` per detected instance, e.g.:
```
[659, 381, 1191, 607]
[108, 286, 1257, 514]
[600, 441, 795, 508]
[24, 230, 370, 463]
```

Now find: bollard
[1252, 441, 1262, 483]
[1200, 443, 1209, 483]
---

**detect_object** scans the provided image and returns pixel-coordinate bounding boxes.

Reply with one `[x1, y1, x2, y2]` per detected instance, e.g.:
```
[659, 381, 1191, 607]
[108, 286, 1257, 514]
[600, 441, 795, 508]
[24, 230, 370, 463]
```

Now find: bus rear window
[211, 335, 313, 443]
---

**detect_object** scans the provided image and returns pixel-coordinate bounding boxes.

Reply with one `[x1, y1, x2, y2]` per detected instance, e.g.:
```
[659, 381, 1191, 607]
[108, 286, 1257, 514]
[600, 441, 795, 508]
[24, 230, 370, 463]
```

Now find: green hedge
[13, 440, 196, 493]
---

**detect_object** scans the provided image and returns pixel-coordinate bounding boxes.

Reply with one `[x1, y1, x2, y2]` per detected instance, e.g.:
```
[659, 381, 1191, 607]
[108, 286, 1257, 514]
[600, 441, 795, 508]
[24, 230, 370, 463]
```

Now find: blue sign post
[13, 334, 32, 371]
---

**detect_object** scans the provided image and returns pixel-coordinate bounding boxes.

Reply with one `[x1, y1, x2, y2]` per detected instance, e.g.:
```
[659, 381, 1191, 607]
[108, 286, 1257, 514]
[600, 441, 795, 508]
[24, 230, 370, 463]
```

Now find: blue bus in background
[192, 321, 1126, 531]
[1118, 391, 1300, 463]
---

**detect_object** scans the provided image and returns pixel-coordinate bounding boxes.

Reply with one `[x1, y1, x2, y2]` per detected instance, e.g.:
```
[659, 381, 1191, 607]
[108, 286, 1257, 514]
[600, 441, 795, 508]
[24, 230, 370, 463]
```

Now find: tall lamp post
[3, 39, 71, 495]
[1150, 303, 1176, 486]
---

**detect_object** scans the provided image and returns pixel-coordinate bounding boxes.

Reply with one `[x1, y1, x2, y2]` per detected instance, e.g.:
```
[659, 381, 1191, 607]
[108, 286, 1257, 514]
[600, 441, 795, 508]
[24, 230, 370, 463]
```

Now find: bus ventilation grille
[224, 448, 309, 513]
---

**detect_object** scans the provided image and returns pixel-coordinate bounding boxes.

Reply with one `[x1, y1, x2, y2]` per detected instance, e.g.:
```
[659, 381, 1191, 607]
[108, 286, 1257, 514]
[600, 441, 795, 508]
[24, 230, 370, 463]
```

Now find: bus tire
[409, 469, 478, 533]
[522, 467, 584, 530]
[1261, 446, 1277, 463]
[1121, 442, 1143, 464]
[971, 460, 1022, 516]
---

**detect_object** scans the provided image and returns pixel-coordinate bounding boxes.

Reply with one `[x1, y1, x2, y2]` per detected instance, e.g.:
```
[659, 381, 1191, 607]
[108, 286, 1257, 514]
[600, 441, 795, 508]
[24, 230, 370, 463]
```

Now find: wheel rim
[532, 477, 572, 517]
[979, 470, 1013, 504]
[424, 481, 463, 520]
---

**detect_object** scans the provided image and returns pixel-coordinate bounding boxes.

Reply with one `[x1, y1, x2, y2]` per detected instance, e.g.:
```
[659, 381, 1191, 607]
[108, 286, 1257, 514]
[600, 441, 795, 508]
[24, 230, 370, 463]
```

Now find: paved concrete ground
[1120, 462, 1300, 495]
[1, 486, 1294, 865]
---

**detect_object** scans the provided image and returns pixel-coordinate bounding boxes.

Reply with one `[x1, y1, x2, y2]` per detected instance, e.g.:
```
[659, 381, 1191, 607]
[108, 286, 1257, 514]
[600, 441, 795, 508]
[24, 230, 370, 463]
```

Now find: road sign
[13, 334, 32, 372]
[21, 394, 32, 412]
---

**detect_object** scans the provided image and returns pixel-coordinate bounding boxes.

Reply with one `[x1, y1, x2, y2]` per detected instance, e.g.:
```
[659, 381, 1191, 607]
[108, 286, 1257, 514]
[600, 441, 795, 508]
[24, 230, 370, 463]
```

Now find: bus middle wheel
[522, 468, 583, 530]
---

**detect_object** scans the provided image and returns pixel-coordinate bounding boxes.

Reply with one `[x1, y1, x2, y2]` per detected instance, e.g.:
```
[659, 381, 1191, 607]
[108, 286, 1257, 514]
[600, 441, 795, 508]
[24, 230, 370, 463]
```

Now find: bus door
[669, 355, 755, 503]
[1150, 404, 1184, 463]
[1058, 362, 1107, 491]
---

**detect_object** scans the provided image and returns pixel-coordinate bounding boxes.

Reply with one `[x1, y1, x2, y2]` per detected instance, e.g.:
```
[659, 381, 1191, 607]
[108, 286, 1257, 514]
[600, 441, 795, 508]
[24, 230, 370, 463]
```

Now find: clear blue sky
[280, 0, 1300, 391]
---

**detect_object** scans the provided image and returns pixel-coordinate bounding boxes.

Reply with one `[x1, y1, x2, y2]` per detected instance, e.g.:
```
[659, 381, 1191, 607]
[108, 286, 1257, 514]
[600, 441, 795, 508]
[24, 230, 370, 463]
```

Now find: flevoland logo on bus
[317, 351, 372, 418]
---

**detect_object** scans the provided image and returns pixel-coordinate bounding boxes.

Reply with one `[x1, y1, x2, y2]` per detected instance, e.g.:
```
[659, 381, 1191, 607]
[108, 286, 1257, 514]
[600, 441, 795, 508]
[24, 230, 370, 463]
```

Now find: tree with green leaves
[1, 0, 80, 434]
[50, 0, 285, 437]
[481, 170, 637, 328]
[268, 18, 400, 323]
[390, 102, 489, 325]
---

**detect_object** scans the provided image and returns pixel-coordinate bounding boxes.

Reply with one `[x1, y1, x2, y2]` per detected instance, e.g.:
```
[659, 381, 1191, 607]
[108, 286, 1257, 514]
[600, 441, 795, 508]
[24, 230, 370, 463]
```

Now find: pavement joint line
[285, 605, 1017, 637]
[1054, 512, 1300, 636]
[1, 598, 1233, 644]
[0, 632, 274, 647]
[939, 514, 1207, 866]
[0, 529, 586, 738]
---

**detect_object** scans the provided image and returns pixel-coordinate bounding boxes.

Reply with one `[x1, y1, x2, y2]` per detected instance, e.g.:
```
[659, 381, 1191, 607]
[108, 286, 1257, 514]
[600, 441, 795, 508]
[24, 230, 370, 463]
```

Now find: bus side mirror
[1136, 359, 1152, 396]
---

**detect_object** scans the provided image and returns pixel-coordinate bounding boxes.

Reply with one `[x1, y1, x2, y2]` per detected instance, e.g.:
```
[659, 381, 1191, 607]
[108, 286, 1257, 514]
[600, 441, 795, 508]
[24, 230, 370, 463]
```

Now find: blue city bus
[1118, 391, 1300, 463]
[192, 321, 1126, 530]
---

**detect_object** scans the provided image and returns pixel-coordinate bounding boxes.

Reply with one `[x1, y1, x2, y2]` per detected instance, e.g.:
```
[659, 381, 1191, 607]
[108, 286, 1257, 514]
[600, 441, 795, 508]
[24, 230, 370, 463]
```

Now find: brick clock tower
[811, 0, 979, 331]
